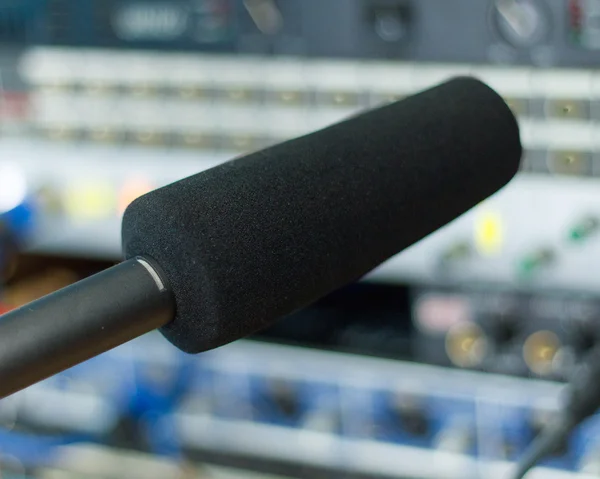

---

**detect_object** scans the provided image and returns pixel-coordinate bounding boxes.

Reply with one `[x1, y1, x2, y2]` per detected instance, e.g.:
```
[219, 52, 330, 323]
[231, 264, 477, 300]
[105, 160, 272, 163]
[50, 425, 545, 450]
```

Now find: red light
[0, 92, 30, 120]
[119, 178, 154, 214]
[569, 0, 582, 29]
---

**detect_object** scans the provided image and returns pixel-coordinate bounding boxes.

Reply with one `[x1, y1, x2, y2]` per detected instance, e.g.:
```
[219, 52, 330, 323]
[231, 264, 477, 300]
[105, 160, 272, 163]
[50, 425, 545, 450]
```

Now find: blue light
[1, 200, 35, 240]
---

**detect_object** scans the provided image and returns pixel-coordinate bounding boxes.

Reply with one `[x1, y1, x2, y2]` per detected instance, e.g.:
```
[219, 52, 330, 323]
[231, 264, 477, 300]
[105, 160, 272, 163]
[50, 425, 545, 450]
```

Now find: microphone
[0, 77, 522, 399]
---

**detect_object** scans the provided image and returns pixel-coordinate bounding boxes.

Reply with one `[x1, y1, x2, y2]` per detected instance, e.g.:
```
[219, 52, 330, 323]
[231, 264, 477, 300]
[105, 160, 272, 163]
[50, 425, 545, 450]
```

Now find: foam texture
[123, 77, 522, 353]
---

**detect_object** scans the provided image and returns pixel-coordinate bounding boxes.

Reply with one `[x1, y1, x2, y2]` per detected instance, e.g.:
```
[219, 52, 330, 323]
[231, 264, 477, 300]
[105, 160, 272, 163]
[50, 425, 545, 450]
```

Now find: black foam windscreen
[123, 77, 522, 354]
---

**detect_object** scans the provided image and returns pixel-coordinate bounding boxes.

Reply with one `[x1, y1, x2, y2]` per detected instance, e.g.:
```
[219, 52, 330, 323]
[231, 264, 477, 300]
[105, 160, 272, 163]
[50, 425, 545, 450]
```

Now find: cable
[511, 416, 576, 479]
[511, 346, 600, 479]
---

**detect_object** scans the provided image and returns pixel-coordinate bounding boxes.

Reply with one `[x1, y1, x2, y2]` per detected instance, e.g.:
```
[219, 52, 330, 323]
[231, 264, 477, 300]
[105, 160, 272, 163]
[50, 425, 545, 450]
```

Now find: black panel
[8, 1, 600, 66]
[0, 2, 35, 44]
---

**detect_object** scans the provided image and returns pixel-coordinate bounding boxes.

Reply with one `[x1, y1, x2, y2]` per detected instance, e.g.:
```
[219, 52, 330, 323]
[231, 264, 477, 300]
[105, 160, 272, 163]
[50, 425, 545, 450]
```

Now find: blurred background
[1, 0, 600, 477]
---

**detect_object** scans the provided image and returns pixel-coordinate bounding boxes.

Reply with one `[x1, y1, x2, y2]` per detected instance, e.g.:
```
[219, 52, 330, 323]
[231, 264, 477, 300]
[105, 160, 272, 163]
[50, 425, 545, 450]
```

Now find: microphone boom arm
[0, 257, 174, 399]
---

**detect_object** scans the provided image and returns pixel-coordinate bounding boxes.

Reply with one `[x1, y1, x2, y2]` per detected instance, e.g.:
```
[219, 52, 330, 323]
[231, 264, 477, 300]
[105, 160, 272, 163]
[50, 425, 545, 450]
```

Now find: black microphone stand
[0, 257, 174, 399]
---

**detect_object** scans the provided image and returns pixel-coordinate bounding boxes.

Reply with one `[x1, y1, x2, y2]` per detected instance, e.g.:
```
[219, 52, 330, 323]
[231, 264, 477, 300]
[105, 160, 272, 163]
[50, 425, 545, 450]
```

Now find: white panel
[474, 67, 533, 97]
[359, 61, 415, 94]
[531, 69, 594, 99]
[305, 60, 362, 91]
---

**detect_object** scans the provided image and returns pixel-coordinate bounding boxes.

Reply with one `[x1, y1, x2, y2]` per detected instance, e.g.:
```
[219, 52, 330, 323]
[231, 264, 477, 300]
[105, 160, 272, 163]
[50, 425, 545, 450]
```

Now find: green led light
[520, 258, 537, 274]
[570, 228, 586, 241]
[568, 217, 599, 242]
[518, 249, 554, 277]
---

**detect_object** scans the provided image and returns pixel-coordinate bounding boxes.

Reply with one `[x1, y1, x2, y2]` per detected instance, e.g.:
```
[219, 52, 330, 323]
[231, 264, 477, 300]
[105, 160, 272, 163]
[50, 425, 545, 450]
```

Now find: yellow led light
[523, 330, 560, 376]
[64, 181, 116, 221]
[474, 211, 503, 256]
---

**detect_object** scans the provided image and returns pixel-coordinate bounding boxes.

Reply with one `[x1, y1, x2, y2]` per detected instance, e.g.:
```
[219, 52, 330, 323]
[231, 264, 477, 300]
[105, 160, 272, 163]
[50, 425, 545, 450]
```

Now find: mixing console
[1, 47, 600, 294]
[0, 1, 598, 293]
[3, 3, 600, 476]
[413, 287, 600, 378]
[0, 334, 598, 479]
